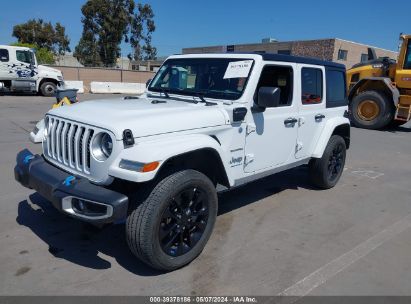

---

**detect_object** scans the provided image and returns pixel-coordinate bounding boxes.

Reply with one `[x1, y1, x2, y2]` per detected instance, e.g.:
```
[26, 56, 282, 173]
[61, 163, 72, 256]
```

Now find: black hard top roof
[260, 53, 345, 69]
[173, 52, 346, 70]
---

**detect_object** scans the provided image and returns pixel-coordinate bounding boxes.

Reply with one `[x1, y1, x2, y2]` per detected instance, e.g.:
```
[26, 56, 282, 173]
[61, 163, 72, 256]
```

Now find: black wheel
[40, 81, 57, 97]
[126, 169, 217, 271]
[309, 135, 346, 189]
[350, 91, 394, 129]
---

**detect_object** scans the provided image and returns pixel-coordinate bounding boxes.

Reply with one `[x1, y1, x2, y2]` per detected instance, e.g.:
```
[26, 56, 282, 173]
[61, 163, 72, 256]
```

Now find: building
[54, 53, 83, 67]
[182, 38, 398, 68]
[130, 58, 167, 72]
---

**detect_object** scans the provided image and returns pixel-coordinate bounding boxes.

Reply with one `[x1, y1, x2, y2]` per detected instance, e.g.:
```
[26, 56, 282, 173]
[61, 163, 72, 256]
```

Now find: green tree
[130, 3, 157, 60]
[10, 42, 55, 65]
[12, 19, 71, 55]
[74, 0, 156, 67]
[74, 30, 101, 66]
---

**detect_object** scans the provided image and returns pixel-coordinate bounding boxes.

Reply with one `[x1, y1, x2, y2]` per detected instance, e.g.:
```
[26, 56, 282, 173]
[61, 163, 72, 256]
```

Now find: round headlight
[101, 133, 113, 157]
[92, 132, 113, 161]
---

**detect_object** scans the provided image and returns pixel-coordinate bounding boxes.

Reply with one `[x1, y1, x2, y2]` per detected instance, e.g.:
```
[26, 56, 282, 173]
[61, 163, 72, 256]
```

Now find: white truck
[0, 45, 64, 96]
[15, 53, 350, 271]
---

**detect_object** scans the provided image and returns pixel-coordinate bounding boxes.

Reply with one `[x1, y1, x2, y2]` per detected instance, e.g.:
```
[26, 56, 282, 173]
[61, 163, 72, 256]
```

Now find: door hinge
[244, 153, 254, 165]
[246, 124, 256, 135]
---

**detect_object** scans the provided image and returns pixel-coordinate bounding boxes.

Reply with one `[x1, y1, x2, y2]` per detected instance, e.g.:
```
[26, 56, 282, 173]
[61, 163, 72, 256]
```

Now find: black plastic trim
[14, 149, 128, 224]
[233, 107, 248, 122]
[123, 129, 135, 147]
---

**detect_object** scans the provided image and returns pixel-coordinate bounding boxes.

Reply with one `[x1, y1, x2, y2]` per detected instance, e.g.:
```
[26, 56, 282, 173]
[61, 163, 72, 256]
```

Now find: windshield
[148, 58, 254, 100]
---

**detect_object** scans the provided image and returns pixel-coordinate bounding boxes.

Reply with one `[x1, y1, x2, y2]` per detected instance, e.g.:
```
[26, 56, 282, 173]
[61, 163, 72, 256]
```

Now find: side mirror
[146, 79, 152, 88]
[256, 87, 281, 109]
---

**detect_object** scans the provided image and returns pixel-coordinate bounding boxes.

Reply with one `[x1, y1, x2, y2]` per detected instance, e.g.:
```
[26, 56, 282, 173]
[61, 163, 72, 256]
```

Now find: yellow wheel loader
[347, 34, 411, 129]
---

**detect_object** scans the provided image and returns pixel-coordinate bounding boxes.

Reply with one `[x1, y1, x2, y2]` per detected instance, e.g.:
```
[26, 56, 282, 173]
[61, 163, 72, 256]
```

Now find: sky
[1, 0, 410, 58]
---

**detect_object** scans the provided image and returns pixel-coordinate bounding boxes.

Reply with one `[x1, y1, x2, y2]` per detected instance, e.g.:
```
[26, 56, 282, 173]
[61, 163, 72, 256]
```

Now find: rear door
[295, 64, 326, 159]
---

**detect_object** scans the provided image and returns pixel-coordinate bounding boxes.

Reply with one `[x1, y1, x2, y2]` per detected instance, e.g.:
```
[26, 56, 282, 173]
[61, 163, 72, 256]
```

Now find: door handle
[284, 117, 298, 126]
[315, 114, 325, 121]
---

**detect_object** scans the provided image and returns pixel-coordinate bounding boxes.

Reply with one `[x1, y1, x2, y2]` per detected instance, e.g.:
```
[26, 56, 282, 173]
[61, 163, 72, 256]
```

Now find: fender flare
[348, 77, 400, 106]
[311, 117, 350, 158]
[108, 134, 233, 185]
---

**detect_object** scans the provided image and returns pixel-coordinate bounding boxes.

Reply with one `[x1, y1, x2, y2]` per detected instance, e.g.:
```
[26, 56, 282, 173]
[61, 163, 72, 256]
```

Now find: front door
[244, 64, 299, 173]
[14, 49, 38, 80]
[295, 65, 326, 159]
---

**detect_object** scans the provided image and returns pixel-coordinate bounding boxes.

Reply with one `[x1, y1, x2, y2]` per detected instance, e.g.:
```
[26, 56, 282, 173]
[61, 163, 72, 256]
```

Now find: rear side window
[326, 69, 347, 108]
[255, 65, 293, 106]
[0, 49, 9, 62]
[301, 68, 323, 104]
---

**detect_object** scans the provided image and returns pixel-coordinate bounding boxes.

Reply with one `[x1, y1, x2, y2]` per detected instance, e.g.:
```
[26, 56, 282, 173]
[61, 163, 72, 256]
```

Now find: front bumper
[14, 149, 128, 224]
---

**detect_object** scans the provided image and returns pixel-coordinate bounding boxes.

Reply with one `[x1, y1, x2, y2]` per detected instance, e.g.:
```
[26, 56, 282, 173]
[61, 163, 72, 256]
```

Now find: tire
[309, 135, 346, 189]
[40, 81, 57, 97]
[350, 91, 394, 129]
[126, 169, 218, 271]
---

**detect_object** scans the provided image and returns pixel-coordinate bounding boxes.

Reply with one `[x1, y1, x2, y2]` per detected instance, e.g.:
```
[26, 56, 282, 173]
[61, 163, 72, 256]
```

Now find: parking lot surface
[0, 94, 410, 296]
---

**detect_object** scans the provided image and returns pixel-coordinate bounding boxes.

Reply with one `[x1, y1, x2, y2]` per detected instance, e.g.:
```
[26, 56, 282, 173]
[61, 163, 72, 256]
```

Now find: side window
[0, 49, 9, 62]
[16, 50, 32, 64]
[360, 53, 368, 62]
[255, 65, 293, 106]
[337, 49, 348, 61]
[301, 68, 323, 104]
[326, 69, 347, 108]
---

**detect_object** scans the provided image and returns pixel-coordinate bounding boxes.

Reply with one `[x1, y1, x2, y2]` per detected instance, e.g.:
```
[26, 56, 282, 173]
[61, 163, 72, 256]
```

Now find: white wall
[90, 82, 145, 94]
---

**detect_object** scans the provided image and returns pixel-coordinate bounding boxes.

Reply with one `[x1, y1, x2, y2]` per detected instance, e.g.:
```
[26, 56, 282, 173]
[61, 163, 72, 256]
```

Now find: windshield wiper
[160, 87, 170, 98]
[193, 91, 217, 106]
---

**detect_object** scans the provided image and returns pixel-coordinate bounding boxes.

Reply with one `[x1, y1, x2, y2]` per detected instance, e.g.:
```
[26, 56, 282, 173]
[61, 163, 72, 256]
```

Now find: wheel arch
[311, 119, 350, 158]
[348, 77, 399, 106]
[155, 147, 230, 188]
[331, 124, 350, 149]
[37, 77, 58, 91]
[109, 134, 233, 187]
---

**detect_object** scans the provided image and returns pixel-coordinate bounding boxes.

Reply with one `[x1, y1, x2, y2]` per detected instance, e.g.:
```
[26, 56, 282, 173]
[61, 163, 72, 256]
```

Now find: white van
[0, 45, 64, 96]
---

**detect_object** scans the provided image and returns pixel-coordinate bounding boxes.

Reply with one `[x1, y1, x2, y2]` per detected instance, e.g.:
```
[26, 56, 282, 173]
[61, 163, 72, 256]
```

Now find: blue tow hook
[63, 176, 76, 186]
[23, 155, 35, 164]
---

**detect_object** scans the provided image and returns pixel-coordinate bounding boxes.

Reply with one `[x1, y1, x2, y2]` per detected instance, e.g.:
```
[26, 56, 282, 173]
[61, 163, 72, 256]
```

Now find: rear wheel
[40, 81, 57, 97]
[350, 91, 394, 129]
[309, 135, 346, 189]
[126, 169, 217, 271]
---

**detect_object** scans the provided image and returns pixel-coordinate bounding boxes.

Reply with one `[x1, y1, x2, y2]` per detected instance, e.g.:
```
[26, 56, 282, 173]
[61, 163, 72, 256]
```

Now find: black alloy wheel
[159, 187, 209, 257]
[327, 142, 345, 182]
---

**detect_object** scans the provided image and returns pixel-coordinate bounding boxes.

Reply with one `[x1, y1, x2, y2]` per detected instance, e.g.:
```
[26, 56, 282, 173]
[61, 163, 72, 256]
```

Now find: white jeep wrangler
[15, 53, 350, 271]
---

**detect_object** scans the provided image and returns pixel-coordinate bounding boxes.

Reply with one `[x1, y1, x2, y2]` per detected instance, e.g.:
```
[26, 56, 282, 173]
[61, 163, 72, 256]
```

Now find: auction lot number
[150, 296, 257, 303]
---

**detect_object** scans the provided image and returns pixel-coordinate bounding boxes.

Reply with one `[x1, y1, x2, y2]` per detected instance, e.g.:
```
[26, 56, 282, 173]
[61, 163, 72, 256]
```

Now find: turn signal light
[142, 161, 159, 172]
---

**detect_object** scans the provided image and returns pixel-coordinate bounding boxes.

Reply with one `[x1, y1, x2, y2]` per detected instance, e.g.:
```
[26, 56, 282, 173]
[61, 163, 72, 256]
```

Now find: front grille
[45, 117, 95, 175]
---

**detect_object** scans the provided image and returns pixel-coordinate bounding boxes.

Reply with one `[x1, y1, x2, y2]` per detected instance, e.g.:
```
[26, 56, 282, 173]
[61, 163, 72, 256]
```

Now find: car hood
[48, 96, 228, 139]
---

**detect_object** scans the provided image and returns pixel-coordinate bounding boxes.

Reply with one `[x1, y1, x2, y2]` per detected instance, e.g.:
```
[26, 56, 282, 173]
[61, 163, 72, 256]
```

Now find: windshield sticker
[223, 60, 253, 79]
